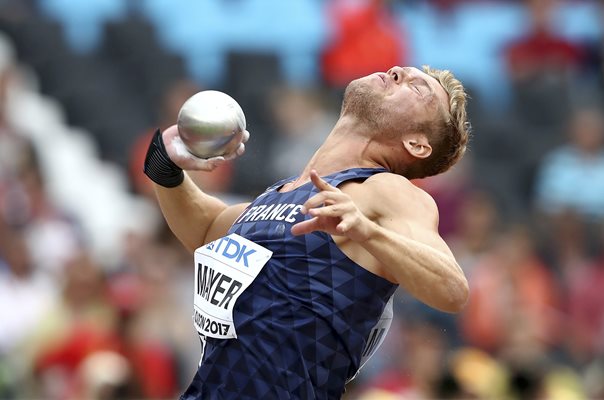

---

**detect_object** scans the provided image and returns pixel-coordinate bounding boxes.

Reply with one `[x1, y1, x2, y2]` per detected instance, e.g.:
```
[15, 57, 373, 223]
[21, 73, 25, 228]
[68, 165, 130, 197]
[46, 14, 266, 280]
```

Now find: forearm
[362, 223, 468, 313]
[154, 173, 227, 252]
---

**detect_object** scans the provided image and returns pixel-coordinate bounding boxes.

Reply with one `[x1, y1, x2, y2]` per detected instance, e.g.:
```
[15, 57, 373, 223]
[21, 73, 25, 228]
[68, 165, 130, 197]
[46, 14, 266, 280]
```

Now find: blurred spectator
[542, 210, 594, 275]
[563, 225, 604, 367]
[12, 141, 81, 276]
[0, 137, 82, 275]
[580, 1, 604, 92]
[446, 347, 509, 399]
[534, 107, 604, 219]
[321, 0, 408, 88]
[357, 318, 449, 399]
[459, 224, 590, 399]
[584, 358, 604, 399]
[73, 351, 134, 400]
[0, 33, 29, 224]
[0, 33, 81, 278]
[504, 0, 584, 128]
[415, 157, 474, 238]
[461, 226, 561, 355]
[447, 190, 500, 278]
[30, 248, 180, 399]
[267, 85, 335, 182]
[0, 222, 57, 356]
[111, 221, 196, 394]
[112, 227, 187, 397]
[504, 0, 584, 83]
[30, 251, 121, 399]
[1, 0, 604, 398]
[535, 209, 600, 369]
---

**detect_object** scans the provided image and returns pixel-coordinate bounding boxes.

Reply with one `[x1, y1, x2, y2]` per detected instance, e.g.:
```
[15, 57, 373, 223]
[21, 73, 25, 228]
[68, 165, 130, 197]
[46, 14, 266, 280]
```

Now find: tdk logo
[210, 236, 256, 268]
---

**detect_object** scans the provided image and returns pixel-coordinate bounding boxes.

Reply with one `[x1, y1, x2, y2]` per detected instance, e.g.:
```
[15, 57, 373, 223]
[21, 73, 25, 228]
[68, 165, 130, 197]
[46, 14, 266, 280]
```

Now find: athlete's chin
[343, 79, 361, 99]
[342, 79, 379, 115]
[345, 76, 375, 94]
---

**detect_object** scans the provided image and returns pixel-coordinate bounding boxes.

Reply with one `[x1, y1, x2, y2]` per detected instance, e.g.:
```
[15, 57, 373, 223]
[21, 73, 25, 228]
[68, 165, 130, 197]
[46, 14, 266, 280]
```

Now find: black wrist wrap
[143, 129, 184, 188]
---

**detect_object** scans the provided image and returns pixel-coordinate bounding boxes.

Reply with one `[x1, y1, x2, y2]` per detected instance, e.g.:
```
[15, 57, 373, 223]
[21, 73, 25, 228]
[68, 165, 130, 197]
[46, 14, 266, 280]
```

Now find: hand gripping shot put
[144, 66, 471, 399]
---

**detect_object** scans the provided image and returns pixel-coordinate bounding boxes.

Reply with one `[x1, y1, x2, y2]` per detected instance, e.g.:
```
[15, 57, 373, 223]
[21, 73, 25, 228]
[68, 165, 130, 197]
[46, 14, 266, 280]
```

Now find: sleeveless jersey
[181, 168, 398, 400]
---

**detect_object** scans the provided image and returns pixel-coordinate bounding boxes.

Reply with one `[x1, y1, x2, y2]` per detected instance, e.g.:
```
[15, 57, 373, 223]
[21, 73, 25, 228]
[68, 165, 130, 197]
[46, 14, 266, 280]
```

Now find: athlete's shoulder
[365, 172, 436, 205]
[358, 172, 439, 222]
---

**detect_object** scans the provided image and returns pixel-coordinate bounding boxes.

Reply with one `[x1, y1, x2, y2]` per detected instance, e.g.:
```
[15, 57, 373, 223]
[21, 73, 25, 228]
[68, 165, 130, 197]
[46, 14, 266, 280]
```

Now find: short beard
[341, 79, 403, 140]
[341, 79, 384, 128]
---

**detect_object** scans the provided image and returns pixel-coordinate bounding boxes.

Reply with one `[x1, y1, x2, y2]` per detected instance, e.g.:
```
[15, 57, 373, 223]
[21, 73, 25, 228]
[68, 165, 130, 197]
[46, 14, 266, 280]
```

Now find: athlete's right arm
[154, 175, 249, 252]
[146, 125, 250, 252]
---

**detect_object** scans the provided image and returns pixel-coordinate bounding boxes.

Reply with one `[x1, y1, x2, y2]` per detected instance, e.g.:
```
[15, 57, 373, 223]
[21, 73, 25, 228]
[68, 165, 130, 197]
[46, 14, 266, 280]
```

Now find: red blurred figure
[564, 225, 604, 365]
[504, 0, 584, 81]
[321, 0, 408, 87]
[33, 252, 179, 400]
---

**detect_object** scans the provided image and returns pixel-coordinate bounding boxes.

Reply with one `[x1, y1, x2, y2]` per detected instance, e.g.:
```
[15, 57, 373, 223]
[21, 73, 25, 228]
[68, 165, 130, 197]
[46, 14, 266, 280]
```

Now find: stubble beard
[341, 79, 384, 129]
[341, 78, 406, 141]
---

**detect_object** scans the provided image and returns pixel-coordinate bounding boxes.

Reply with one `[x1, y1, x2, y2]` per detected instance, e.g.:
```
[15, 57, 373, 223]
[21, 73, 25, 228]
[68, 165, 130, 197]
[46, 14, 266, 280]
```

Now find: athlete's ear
[403, 135, 432, 159]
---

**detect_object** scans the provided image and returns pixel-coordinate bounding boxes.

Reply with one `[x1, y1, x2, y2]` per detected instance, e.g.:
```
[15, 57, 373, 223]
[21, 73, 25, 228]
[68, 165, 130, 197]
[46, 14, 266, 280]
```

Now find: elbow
[450, 277, 470, 313]
[441, 275, 469, 314]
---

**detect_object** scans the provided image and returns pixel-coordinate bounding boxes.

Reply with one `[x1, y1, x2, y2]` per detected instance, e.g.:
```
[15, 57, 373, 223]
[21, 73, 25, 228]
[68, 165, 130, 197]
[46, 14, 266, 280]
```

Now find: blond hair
[409, 66, 471, 179]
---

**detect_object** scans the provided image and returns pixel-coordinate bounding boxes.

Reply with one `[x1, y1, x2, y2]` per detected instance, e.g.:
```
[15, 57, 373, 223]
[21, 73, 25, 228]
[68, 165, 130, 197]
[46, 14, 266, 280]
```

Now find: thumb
[192, 156, 226, 171]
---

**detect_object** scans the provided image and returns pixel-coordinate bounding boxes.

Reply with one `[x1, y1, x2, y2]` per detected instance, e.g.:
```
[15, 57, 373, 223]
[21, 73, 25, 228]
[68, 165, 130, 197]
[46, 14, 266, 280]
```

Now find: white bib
[193, 233, 272, 339]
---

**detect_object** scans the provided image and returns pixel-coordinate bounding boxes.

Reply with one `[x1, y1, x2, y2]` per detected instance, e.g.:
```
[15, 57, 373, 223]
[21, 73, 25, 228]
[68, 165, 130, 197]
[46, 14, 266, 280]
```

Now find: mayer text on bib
[193, 234, 272, 339]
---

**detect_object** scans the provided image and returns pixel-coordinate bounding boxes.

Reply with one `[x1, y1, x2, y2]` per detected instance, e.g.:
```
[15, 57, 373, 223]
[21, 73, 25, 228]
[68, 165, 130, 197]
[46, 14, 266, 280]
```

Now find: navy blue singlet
[181, 168, 398, 400]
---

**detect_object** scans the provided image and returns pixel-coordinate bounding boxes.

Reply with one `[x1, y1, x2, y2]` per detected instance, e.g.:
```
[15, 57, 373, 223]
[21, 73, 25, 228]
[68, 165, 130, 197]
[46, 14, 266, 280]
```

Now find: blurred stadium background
[0, 0, 603, 398]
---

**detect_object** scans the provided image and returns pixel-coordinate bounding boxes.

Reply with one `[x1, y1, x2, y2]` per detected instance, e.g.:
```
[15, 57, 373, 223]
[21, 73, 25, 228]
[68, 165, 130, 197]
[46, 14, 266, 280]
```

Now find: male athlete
[144, 66, 471, 399]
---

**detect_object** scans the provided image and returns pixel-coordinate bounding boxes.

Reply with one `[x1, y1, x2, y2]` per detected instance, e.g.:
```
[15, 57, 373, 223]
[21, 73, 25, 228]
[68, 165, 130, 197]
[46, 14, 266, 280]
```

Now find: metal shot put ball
[177, 90, 246, 159]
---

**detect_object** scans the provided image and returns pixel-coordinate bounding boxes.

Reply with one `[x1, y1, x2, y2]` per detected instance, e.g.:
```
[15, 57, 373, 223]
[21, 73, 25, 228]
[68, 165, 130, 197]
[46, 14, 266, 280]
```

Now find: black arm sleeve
[143, 129, 184, 188]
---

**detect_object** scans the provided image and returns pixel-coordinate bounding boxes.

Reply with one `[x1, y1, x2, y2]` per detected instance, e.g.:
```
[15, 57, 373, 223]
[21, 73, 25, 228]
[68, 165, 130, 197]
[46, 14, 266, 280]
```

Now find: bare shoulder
[346, 173, 439, 226]
[364, 173, 437, 211]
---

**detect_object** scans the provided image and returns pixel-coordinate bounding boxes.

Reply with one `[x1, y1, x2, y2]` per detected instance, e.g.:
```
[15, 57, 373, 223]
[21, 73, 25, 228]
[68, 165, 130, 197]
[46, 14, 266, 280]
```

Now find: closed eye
[411, 82, 422, 95]
[414, 78, 433, 97]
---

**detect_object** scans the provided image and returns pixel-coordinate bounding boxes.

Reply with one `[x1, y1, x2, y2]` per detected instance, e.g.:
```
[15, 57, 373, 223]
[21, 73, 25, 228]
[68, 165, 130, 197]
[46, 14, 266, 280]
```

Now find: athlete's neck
[283, 116, 395, 190]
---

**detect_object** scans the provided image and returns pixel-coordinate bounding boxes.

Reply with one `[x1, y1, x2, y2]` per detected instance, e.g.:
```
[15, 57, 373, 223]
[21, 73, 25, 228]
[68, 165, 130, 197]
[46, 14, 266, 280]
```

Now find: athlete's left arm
[291, 170, 469, 313]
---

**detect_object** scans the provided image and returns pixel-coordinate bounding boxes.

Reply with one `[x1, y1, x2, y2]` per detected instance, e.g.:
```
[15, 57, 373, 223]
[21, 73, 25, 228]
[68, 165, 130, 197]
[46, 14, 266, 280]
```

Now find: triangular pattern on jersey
[181, 168, 398, 400]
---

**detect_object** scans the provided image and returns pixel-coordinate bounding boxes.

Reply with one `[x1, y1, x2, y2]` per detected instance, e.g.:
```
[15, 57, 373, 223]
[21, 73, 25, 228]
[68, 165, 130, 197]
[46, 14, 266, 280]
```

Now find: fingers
[162, 124, 180, 140]
[235, 141, 246, 156]
[241, 129, 250, 143]
[300, 191, 347, 214]
[300, 170, 341, 212]
[224, 142, 245, 160]
[189, 156, 226, 171]
[231, 129, 248, 144]
[166, 133, 227, 171]
[290, 217, 318, 236]
[205, 156, 226, 165]
[307, 203, 351, 218]
[336, 214, 356, 234]
[222, 129, 249, 160]
[167, 132, 192, 158]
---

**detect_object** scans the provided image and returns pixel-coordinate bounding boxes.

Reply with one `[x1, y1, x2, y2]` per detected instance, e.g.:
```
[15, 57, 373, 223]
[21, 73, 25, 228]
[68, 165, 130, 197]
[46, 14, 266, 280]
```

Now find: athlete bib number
[193, 234, 272, 339]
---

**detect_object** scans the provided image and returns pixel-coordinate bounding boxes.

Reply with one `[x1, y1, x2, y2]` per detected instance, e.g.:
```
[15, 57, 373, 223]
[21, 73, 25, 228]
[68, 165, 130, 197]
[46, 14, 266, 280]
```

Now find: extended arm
[354, 221, 467, 313]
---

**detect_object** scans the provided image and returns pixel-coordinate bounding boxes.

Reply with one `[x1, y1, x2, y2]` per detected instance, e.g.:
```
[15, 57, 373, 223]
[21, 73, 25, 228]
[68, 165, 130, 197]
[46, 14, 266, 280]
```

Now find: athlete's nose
[387, 66, 406, 84]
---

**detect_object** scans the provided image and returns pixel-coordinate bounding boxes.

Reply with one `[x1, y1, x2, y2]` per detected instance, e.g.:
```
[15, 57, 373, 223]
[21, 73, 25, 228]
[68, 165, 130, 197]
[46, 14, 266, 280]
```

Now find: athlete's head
[341, 66, 470, 179]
